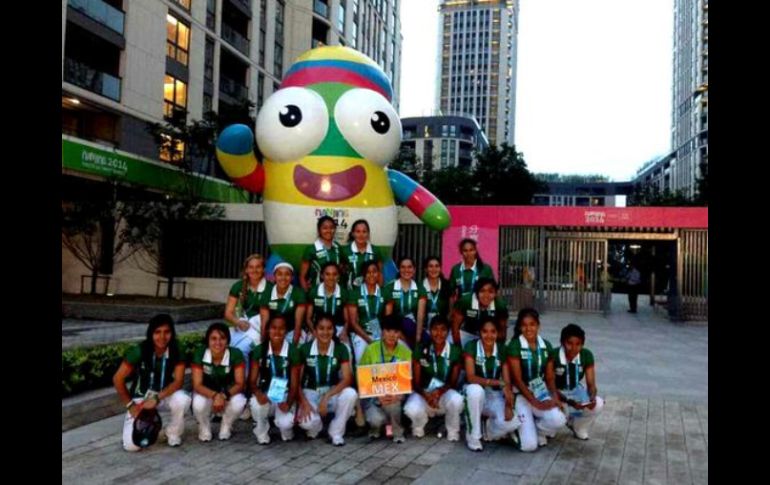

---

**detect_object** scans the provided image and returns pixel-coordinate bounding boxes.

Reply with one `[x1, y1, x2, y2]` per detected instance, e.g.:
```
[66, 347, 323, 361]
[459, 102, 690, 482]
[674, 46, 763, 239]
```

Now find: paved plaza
[62, 296, 707, 484]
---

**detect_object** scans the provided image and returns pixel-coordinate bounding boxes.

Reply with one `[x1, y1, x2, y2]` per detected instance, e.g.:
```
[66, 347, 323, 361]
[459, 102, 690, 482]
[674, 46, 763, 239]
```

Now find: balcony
[222, 23, 250, 56]
[68, 0, 124, 35]
[226, 0, 252, 18]
[64, 57, 121, 101]
[219, 75, 249, 103]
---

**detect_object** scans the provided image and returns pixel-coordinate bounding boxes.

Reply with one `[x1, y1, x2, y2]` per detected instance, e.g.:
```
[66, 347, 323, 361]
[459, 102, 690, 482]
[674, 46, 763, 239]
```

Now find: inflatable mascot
[216, 46, 450, 278]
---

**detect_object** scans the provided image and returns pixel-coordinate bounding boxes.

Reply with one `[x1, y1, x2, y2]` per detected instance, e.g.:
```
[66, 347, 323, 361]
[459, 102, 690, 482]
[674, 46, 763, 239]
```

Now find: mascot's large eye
[334, 89, 401, 166]
[256, 87, 329, 162]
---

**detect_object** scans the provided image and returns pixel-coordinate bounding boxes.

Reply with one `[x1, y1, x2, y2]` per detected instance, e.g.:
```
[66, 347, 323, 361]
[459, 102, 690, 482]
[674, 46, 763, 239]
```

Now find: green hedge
[62, 333, 205, 398]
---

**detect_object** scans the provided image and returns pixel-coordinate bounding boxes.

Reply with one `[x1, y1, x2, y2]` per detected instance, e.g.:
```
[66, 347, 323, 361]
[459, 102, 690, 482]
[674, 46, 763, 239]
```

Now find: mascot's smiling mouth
[293, 164, 366, 201]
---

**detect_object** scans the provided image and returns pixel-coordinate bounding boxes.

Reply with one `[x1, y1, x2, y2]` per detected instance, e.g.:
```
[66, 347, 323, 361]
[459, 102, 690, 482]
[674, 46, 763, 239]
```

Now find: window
[203, 94, 212, 114]
[338, 0, 346, 33]
[259, 0, 267, 67]
[166, 14, 190, 66]
[440, 139, 449, 168]
[206, 0, 216, 29]
[204, 37, 215, 82]
[163, 74, 187, 119]
[274, 44, 283, 77]
[159, 134, 185, 163]
[173, 0, 191, 10]
[441, 124, 448, 136]
[257, 73, 265, 111]
[275, 1, 285, 77]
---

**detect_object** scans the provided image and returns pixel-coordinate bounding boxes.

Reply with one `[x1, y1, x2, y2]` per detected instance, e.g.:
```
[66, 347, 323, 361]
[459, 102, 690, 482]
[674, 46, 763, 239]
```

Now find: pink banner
[440, 205, 708, 279]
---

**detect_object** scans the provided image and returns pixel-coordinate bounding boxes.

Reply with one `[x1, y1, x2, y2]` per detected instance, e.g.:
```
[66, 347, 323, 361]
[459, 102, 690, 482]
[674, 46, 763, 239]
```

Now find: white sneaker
[466, 437, 483, 451]
[281, 430, 294, 442]
[567, 419, 589, 440]
[198, 426, 212, 442]
[393, 435, 406, 443]
[446, 430, 460, 442]
[167, 435, 182, 447]
[537, 432, 548, 447]
[218, 424, 232, 441]
[239, 407, 251, 421]
[254, 426, 270, 444]
[412, 427, 425, 438]
[331, 436, 345, 446]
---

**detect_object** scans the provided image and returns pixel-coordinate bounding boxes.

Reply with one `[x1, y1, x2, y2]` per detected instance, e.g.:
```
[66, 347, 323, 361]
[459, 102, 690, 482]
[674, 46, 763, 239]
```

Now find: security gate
[498, 227, 543, 312]
[544, 238, 609, 312]
[678, 229, 708, 320]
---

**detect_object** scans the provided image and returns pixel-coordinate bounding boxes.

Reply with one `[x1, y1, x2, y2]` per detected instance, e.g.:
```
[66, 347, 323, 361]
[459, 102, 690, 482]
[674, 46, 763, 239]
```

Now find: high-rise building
[435, 0, 518, 147]
[62, 0, 403, 190]
[670, 0, 708, 197]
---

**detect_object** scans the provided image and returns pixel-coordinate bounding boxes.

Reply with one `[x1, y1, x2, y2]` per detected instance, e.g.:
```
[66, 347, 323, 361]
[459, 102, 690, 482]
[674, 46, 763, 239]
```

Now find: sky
[399, 0, 674, 182]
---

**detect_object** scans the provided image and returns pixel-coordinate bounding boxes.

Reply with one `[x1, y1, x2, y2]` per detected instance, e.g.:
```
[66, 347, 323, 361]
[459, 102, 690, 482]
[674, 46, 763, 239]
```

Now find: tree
[628, 184, 697, 206]
[115, 113, 230, 298]
[392, 143, 544, 205]
[423, 166, 477, 204]
[389, 145, 421, 181]
[471, 144, 547, 204]
[62, 184, 142, 294]
[122, 200, 224, 298]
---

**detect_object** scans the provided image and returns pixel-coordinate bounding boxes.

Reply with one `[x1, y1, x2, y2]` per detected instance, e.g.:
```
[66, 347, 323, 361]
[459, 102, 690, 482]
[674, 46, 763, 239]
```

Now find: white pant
[192, 392, 247, 435]
[449, 330, 478, 347]
[249, 396, 296, 442]
[351, 333, 370, 364]
[297, 387, 358, 440]
[362, 398, 405, 437]
[231, 315, 261, 378]
[122, 390, 191, 452]
[515, 396, 567, 452]
[463, 384, 520, 442]
[403, 389, 464, 435]
[565, 396, 604, 437]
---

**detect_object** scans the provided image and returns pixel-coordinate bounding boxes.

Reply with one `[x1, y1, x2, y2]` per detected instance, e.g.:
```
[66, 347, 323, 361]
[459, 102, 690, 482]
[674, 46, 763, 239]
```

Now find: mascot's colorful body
[216, 46, 450, 275]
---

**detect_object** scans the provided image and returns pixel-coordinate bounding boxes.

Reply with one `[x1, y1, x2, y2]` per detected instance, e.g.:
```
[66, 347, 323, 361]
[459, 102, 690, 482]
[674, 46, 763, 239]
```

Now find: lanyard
[349, 243, 372, 267]
[269, 353, 285, 378]
[150, 354, 167, 391]
[566, 356, 580, 389]
[315, 350, 333, 387]
[361, 284, 380, 321]
[426, 279, 440, 313]
[322, 285, 337, 315]
[380, 341, 397, 364]
[477, 340, 497, 380]
[461, 264, 478, 293]
[399, 282, 413, 315]
[431, 344, 449, 381]
[276, 287, 293, 314]
[321, 242, 339, 264]
[529, 343, 541, 381]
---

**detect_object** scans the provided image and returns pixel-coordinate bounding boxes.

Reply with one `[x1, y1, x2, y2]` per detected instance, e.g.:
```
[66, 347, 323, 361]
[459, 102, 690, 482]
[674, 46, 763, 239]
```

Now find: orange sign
[356, 362, 412, 398]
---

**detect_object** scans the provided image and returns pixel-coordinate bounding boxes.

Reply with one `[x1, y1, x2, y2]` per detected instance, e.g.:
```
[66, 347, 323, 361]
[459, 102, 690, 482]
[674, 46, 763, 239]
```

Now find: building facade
[400, 115, 489, 171]
[435, 0, 518, 147]
[63, 0, 402, 170]
[669, 0, 708, 197]
[532, 182, 634, 208]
